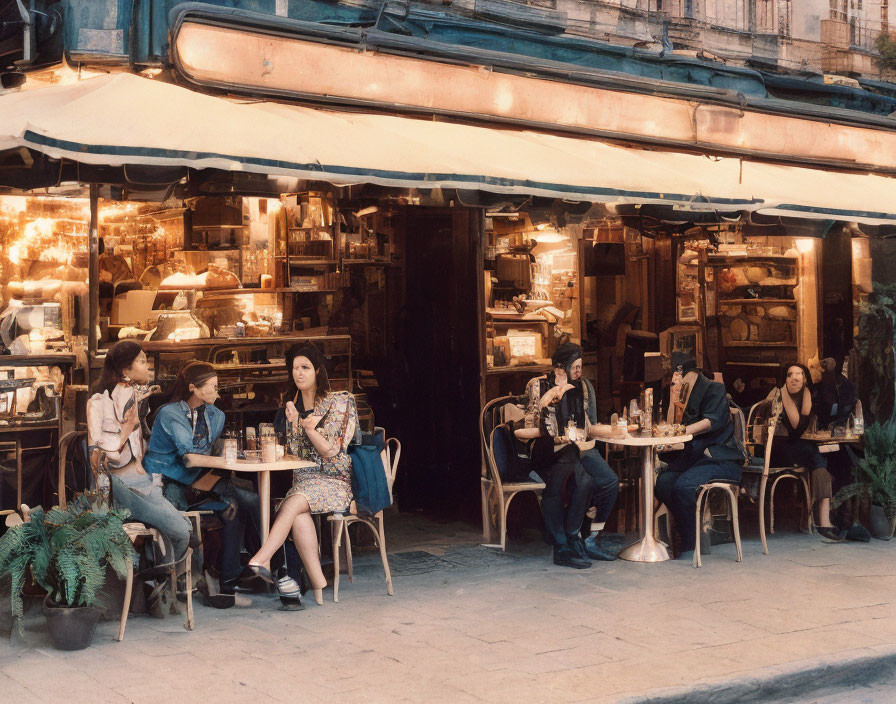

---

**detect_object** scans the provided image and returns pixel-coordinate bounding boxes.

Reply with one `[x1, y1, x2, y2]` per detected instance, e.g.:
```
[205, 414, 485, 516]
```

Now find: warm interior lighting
[795, 238, 815, 253]
[531, 229, 565, 244]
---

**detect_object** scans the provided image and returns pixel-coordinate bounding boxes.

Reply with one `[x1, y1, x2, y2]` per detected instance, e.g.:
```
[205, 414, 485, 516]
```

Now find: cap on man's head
[670, 350, 698, 374]
[552, 342, 583, 373]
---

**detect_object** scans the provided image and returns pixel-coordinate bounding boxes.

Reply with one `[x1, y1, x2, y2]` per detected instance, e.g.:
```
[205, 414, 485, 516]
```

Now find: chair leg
[694, 487, 709, 568]
[169, 562, 178, 616]
[183, 547, 194, 631]
[118, 557, 134, 642]
[344, 523, 354, 583]
[726, 488, 743, 563]
[769, 475, 785, 535]
[800, 476, 814, 535]
[331, 519, 343, 603]
[498, 491, 511, 552]
[758, 475, 769, 555]
[377, 515, 393, 597]
[481, 481, 494, 543]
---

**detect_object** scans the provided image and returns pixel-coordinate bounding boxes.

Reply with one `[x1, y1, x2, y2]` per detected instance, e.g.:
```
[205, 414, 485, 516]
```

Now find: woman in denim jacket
[144, 361, 263, 595]
[87, 341, 192, 562]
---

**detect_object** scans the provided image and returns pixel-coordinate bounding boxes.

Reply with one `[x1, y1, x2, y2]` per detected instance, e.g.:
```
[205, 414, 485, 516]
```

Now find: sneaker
[582, 533, 616, 561]
[553, 545, 591, 569]
[276, 574, 304, 611]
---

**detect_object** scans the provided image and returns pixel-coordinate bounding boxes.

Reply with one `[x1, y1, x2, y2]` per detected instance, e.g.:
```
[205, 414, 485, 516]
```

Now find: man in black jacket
[654, 352, 744, 560]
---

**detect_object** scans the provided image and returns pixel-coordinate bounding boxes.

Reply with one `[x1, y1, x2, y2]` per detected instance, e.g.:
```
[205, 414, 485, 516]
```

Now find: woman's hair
[168, 361, 218, 404]
[284, 342, 330, 405]
[780, 362, 812, 392]
[92, 340, 144, 395]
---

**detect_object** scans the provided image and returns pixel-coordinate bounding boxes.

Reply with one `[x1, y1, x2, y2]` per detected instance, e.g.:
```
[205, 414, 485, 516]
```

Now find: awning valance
[2, 73, 896, 224]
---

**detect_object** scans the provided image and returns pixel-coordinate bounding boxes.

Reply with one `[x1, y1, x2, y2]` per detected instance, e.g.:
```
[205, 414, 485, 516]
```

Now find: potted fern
[0, 497, 135, 649]
[834, 419, 896, 540]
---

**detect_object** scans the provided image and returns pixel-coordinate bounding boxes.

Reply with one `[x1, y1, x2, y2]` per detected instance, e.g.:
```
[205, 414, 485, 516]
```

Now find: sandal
[242, 563, 275, 584]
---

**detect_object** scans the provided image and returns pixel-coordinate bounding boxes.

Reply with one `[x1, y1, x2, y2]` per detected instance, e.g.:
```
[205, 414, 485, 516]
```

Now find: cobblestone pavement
[1, 514, 895, 703]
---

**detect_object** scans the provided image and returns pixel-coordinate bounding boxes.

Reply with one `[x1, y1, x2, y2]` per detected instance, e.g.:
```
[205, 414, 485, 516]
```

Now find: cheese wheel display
[729, 318, 749, 341]
[767, 305, 797, 321]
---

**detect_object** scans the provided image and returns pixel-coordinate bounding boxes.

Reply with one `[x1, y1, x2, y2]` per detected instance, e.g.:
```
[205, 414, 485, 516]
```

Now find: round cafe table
[184, 454, 317, 543]
[595, 431, 692, 563]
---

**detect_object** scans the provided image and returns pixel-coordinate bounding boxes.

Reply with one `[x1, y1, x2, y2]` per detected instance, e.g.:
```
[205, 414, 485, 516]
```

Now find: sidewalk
[1, 513, 895, 703]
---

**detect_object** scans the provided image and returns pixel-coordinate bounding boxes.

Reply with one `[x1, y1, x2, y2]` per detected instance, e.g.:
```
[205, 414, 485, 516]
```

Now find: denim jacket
[143, 401, 225, 485]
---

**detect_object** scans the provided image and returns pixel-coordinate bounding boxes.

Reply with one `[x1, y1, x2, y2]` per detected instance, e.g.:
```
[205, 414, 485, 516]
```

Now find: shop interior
[0, 184, 876, 520]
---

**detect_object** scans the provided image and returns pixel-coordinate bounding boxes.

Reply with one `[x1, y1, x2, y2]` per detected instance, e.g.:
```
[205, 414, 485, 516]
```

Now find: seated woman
[87, 341, 193, 564]
[143, 361, 263, 597]
[246, 343, 359, 605]
[767, 363, 844, 542]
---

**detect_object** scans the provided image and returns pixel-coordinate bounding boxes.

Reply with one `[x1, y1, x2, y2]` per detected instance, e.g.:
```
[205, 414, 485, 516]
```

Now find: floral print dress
[285, 391, 358, 513]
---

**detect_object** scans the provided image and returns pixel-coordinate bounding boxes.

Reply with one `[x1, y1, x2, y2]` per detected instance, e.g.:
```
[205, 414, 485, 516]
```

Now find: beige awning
[2, 72, 896, 224]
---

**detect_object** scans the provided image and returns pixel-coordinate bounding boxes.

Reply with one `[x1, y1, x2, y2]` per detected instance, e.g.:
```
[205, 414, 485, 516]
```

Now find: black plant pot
[42, 597, 102, 650]
[869, 504, 894, 541]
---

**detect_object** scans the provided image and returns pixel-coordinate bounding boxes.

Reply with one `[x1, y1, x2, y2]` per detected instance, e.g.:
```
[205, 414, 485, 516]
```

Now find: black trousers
[539, 454, 597, 548]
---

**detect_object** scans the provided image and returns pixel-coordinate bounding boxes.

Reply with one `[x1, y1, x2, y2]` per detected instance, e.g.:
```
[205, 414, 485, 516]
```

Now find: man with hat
[654, 351, 744, 560]
[516, 342, 619, 568]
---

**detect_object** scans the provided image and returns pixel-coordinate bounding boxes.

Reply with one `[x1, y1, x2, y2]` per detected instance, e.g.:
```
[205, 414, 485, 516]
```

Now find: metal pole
[87, 184, 99, 385]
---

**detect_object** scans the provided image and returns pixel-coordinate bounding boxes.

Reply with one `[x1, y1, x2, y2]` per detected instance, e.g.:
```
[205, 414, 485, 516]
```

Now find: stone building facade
[444, 0, 895, 78]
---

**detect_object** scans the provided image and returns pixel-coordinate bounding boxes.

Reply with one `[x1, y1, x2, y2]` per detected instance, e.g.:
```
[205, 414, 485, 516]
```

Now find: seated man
[516, 342, 619, 568]
[654, 351, 744, 560]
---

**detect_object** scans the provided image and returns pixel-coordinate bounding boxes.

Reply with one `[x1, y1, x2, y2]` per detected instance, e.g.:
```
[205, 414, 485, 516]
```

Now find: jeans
[163, 478, 265, 583]
[654, 455, 742, 552]
[111, 474, 192, 562]
[579, 449, 620, 524]
[540, 457, 597, 547]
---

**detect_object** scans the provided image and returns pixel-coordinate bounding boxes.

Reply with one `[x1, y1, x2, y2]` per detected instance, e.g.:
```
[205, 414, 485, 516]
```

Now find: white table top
[184, 454, 317, 472]
[593, 432, 693, 447]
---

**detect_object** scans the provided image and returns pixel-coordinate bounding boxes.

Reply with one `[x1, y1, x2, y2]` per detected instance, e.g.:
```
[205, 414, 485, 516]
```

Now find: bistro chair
[327, 430, 400, 601]
[479, 395, 545, 551]
[82, 401, 195, 638]
[691, 406, 747, 568]
[742, 400, 812, 555]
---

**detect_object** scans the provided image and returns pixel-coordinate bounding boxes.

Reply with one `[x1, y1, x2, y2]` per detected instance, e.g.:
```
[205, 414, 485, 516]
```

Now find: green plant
[853, 282, 896, 421]
[834, 419, 896, 520]
[875, 33, 896, 72]
[0, 496, 134, 629]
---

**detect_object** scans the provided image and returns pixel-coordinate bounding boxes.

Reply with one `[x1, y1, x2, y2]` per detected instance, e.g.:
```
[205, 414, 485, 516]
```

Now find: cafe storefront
[0, 65, 895, 519]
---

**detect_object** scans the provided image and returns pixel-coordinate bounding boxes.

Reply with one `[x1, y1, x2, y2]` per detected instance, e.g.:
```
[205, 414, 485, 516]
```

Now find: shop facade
[2, 6, 896, 519]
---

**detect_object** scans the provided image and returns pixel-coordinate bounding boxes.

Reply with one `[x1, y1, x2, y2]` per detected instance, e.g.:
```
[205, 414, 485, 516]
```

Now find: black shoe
[553, 545, 591, 569]
[818, 525, 847, 542]
[220, 576, 257, 595]
[196, 579, 235, 609]
[582, 533, 617, 561]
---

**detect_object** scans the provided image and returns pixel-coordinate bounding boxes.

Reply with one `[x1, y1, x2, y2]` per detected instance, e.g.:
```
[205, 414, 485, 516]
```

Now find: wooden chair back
[479, 395, 519, 489]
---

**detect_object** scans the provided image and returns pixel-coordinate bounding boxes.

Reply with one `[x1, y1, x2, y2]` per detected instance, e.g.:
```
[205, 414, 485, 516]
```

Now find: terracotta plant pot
[42, 597, 102, 650]
[868, 504, 893, 541]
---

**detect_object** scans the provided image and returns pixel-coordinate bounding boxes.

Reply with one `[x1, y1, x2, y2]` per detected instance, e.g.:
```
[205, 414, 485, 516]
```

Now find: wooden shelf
[706, 254, 797, 266]
[487, 364, 552, 375]
[200, 288, 331, 296]
[725, 342, 797, 348]
[719, 298, 796, 305]
[288, 259, 339, 266]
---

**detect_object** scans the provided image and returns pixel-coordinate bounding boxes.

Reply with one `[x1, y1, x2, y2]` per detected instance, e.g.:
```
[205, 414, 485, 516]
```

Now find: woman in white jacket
[87, 340, 192, 561]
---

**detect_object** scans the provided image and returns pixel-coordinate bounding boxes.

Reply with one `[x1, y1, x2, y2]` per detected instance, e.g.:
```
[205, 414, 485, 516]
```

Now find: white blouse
[87, 385, 143, 469]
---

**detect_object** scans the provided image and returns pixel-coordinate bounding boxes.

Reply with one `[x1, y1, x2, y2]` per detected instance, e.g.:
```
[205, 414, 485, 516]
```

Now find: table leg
[259, 470, 271, 545]
[618, 446, 670, 562]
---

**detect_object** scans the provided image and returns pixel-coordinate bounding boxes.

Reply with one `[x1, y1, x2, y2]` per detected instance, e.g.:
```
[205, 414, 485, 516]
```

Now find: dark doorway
[820, 227, 854, 365]
[395, 207, 483, 518]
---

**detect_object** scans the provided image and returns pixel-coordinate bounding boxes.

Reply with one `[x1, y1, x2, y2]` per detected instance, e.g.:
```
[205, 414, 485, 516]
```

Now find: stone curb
[617, 644, 896, 704]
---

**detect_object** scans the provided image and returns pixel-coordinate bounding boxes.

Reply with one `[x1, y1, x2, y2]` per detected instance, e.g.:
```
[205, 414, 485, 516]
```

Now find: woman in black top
[768, 363, 843, 541]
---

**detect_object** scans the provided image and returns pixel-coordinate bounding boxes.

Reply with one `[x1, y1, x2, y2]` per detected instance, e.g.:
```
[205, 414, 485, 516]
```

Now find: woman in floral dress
[246, 343, 358, 605]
